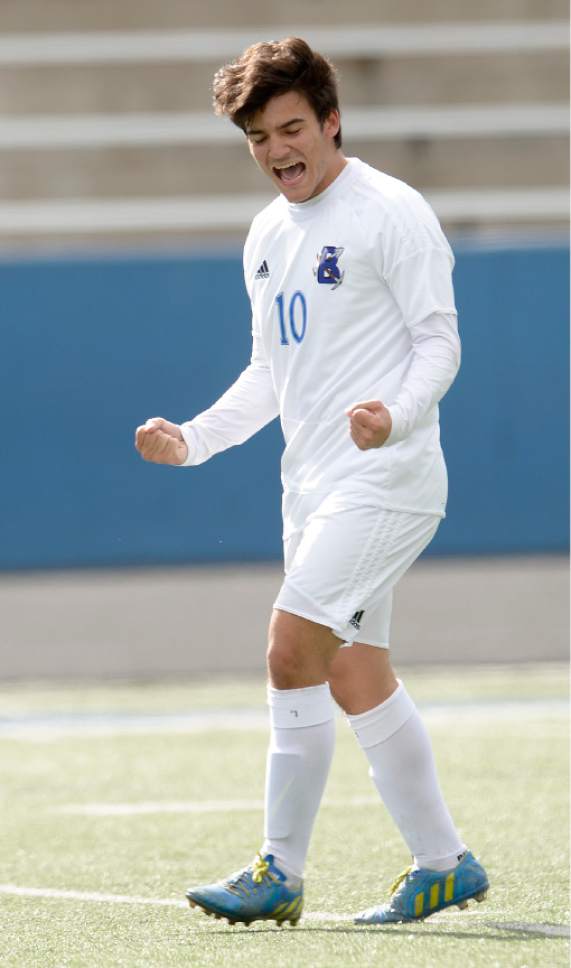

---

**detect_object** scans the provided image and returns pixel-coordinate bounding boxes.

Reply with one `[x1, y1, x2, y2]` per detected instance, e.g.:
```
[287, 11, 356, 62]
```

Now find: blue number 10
[276, 290, 307, 345]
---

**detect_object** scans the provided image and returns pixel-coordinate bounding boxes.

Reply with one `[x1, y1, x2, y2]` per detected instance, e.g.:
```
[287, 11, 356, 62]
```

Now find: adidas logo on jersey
[254, 259, 270, 280]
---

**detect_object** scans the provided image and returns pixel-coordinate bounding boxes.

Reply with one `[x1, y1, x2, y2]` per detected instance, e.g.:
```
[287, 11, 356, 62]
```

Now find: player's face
[245, 91, 345, 203]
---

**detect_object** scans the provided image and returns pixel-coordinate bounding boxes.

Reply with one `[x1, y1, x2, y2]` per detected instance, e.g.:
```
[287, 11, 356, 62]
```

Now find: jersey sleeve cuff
[384, 404, 408, 446]
[179, 422, 198, 466]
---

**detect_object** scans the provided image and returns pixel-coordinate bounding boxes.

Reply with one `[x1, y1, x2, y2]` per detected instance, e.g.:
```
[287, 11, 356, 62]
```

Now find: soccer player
[135, 37, 489, 926]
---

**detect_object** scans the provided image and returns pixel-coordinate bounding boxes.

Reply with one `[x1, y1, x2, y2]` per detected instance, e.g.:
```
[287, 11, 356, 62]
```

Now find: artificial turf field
[0, 663, 568, 968]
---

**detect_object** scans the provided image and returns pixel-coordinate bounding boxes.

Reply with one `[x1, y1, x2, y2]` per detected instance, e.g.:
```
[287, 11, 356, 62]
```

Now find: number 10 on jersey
[276, 291, 307, 345]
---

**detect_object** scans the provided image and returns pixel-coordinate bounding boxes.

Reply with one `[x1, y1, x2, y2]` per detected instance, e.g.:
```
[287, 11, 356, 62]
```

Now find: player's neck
[314, 152, 347, 199]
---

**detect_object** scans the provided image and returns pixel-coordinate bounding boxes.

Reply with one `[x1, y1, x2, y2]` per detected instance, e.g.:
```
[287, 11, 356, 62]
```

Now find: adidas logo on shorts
[349, 609, 365, 631]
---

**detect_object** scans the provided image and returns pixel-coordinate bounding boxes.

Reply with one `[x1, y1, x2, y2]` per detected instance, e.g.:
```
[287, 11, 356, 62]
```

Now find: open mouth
[272, 162, 306, 185]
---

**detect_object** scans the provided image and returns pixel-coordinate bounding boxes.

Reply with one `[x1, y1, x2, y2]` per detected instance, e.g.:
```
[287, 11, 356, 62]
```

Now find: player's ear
[323, 109, 340, 143]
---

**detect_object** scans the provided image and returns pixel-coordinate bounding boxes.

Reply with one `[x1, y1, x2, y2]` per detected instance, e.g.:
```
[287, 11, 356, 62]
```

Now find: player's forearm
[385, 312, 461, 445]
[179, 362, 279, 466]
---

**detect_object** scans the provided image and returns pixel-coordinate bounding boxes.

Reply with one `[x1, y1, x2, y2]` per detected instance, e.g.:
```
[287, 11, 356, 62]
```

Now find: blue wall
[1, 242, 568, 569]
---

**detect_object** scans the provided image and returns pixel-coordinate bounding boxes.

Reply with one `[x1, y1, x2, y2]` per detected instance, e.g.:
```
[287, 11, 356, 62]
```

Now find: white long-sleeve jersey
[181, 158, 460, 518]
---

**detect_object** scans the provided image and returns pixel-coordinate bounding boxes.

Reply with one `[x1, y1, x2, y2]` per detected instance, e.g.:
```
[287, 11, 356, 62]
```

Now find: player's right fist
[135, 417, 188, 465]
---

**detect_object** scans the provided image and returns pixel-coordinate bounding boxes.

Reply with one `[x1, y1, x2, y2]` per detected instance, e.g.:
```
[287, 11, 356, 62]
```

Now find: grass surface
[0, 664, 568, 968]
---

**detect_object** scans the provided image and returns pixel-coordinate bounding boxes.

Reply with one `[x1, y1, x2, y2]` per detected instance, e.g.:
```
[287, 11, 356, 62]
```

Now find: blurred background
[0, 0, 568, 678]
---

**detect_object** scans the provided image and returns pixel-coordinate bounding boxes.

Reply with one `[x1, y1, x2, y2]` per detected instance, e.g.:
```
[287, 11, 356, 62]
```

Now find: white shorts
[274, 492, 440, 648]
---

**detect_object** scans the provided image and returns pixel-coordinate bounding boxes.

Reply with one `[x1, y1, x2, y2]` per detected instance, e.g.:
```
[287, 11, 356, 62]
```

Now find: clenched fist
[346, 400, 392, 450]
[135, 417, 188, 465]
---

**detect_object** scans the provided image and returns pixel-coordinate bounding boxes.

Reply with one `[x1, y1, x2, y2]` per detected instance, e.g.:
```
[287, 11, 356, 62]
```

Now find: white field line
[1, 698, 566, 741]
[0, 884, 186, 907]
[494, 922, 570, 938]
[0, 104, 566, 149]
[57, 795, 379, 816]
[0, 884, 567, 936]
[0, 188, 567, 238]
[0, 22, 565, 65]
[0, 709, 269, 740]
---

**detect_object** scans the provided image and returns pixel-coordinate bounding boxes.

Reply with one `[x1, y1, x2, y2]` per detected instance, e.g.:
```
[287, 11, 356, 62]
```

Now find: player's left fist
[346, 400, 392, 450]
[135, 417, 188, 465]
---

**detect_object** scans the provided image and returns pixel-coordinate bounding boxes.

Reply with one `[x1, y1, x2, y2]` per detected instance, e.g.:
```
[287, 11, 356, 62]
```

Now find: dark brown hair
[213, 37, 342, 148]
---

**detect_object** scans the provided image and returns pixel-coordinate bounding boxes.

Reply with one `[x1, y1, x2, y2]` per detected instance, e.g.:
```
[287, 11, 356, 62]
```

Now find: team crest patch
[313, 245, 345, 290]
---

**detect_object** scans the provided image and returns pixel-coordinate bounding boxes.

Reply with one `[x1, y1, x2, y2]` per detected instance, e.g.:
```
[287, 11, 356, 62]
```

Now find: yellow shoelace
[251, 854, 272, 884]
[229, 854, 275, 897]
[389, 864, 414, 897]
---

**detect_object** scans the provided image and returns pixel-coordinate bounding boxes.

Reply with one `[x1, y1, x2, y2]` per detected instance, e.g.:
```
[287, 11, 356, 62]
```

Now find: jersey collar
[284, 158, 359, 221]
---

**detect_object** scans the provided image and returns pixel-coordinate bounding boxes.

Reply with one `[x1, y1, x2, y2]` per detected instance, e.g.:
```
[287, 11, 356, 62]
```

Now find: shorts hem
[273, 602, 391, 649]
[273, 602, 346, 641]
[346, 637, 390, 650]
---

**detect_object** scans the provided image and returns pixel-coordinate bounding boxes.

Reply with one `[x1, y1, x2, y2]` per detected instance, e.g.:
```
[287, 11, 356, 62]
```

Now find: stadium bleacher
[0, 2, 567, 248]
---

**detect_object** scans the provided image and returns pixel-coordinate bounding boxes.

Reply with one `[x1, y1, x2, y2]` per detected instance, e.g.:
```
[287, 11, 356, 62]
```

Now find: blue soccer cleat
[186, 853, 303, 927]
[354, 850, 489, 925]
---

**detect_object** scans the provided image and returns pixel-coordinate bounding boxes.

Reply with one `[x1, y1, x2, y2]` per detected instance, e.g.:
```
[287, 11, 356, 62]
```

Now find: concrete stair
[1, 136, 566, 201]
[0, 4, 567, 247]
[0, 48, 566, 115]
[1, 0, 567, 31]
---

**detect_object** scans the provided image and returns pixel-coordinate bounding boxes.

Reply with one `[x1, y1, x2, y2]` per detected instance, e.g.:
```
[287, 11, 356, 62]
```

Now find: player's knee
[266, 637, 305, 688]
[267, 609, 339, 689]
[266, 611, 319, 688]
[327, 664, 352, 711]
[328, 673, 364, 713]
[328, 644, 399, 714]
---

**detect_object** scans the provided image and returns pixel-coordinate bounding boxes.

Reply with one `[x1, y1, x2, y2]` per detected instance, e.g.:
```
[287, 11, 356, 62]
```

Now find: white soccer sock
[348, 682, 465, 871]
[261, 683, 336, 880]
